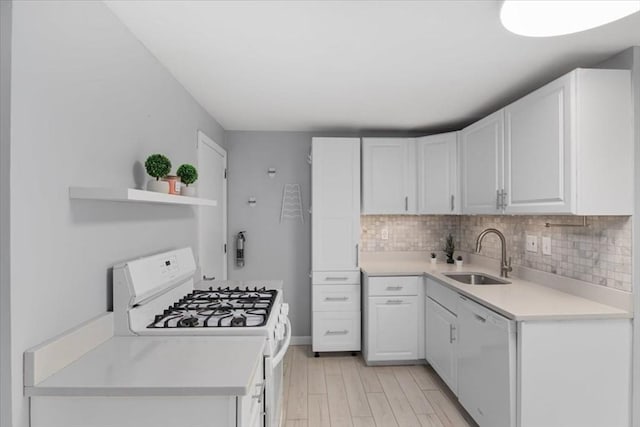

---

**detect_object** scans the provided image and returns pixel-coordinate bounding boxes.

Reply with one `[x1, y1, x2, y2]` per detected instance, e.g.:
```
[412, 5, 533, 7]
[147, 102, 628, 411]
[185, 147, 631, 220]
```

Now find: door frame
[197, 130, 227, 280]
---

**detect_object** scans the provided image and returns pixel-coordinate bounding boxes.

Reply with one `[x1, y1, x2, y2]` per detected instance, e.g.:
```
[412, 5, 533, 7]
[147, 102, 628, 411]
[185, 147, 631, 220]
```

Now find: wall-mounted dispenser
[236, 231, 246, 267]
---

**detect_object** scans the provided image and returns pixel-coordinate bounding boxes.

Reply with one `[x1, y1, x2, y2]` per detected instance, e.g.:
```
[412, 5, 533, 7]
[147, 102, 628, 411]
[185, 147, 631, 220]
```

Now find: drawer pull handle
[386, 286, 403, 290]
[326, 277, 349, 281]
[325, 330, 348, 335]
[386, 299, 403, 304]
[325, 297, 349, 301]
[474, 314, 487, 323]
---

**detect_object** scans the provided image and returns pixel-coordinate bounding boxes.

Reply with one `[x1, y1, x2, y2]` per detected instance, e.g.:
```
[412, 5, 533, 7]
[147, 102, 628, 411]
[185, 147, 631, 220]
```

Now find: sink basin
[443, 272, 511, 285]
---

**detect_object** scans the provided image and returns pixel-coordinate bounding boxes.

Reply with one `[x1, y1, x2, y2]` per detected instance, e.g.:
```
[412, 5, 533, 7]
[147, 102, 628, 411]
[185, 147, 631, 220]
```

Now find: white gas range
[113, 247, 291, 427]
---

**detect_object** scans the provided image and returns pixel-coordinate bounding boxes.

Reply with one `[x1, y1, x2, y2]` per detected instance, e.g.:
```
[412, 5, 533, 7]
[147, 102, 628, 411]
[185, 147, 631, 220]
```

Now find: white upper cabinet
[312, 137, 361, 272]
[504, 73, 572, 214]
[460, 110, 504, 214]
[417, 132, 459, 214]
[362, 138, 416, 214]
[461, 68, 632, 215]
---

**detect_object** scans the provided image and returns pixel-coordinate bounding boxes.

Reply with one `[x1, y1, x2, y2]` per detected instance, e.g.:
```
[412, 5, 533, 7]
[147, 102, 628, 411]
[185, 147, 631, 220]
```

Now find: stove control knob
[280, 303, 289, 316]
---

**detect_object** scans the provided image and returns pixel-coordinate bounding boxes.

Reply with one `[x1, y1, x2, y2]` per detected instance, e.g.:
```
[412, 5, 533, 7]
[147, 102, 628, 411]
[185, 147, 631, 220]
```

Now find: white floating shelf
[69, 186, 217, 207]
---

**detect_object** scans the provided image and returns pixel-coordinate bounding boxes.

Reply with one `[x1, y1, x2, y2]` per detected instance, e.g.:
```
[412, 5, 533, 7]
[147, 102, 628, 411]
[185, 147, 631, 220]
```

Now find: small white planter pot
[455, 260, 464, 270]
[147, 179, 170, 193]
[181, 186, 197, 197]
[430, 258, 437, 265]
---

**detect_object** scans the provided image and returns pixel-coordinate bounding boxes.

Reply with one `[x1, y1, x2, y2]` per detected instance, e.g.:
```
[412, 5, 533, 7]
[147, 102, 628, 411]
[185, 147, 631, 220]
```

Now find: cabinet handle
[252, 383, 265, 403]
[325, 330, 348, 335]
[356, 244, 359, 267]
[325, 297, 349, 301]
[405, 196, 408, 211]
[474, 314, 487, 323]
[449, 325, 456, 343]
[386, 286, 403, 291]
[386, 299, 404, 304]
[450, 195, 455, 212]
[325, 277, 348, 281]
[203, 275, 216, 281]
[501, 190, 508, 210]
[496, 189, 501, 210]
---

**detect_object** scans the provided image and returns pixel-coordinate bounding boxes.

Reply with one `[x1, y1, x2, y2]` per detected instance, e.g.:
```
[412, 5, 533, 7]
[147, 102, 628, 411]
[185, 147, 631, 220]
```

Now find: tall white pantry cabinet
[311, 137, 361, 355]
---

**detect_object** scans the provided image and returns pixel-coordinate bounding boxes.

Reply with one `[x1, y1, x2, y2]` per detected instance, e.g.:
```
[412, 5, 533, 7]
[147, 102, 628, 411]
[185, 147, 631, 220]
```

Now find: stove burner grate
[148, 286, 277, 329]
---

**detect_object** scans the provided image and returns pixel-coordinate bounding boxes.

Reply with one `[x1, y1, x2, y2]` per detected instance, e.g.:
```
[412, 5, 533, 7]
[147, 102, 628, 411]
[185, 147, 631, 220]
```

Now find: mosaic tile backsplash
[360, 215, 632, 292]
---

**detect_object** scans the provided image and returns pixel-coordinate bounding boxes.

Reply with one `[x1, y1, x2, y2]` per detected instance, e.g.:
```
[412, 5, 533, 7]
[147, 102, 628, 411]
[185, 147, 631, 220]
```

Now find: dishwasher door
[457, 296, 516, 427]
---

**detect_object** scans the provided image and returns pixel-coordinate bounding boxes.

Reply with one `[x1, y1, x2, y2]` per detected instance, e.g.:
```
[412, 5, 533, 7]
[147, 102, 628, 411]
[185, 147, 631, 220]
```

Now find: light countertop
[361, 255, 631, 321]
[25, 336, 265, 397]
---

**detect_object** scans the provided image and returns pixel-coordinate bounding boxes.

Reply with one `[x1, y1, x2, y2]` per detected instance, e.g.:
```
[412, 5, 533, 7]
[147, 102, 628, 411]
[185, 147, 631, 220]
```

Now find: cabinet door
[425, 298, 457, 394]
[362, 138, 416, 214]
[367, 296, 418, 361]
[460, 110, 504, 214]
[417, 132, 458, 214]
[312, 138, 360, 271]
[504, 73, 573, 214]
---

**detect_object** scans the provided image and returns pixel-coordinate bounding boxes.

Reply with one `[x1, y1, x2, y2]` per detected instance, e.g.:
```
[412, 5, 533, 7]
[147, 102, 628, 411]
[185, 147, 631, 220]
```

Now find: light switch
[526, 235, 538, 253]
[542, 236, 552, 255]
[381, 228, 389, 240]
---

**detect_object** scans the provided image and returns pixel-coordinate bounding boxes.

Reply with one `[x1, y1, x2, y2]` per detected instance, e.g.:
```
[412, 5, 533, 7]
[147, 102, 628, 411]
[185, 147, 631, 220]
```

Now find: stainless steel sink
[443, 272, 511, 285]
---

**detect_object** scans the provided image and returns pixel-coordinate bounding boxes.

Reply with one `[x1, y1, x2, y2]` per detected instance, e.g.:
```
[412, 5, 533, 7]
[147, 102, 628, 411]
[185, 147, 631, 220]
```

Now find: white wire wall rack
[280, 184, 304, 223]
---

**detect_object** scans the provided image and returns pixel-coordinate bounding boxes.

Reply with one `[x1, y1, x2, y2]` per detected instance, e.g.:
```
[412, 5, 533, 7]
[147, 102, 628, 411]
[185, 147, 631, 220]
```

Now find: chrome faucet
[475, 228, 513, 278]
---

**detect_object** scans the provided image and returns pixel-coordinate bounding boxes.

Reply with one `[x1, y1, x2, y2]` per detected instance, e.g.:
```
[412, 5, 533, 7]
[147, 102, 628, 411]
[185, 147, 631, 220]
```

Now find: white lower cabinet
[363, 275, 423, 363]
[425, 297, 457, 394]
[366, 296, 419, 361]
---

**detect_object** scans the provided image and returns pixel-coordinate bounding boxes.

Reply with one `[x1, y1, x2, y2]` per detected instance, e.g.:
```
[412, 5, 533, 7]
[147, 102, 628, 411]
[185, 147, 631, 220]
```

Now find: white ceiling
[105, 1, 640, 132]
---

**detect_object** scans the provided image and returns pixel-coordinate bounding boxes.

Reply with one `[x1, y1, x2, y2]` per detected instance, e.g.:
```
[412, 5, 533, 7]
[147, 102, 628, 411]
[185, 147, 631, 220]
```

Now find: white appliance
[457, 295, 516, 427]
[113, 247, 291, 427]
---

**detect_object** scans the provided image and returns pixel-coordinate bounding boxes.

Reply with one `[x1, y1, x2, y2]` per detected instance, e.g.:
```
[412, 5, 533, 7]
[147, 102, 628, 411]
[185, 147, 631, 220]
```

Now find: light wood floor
[282, 346, 478, 427]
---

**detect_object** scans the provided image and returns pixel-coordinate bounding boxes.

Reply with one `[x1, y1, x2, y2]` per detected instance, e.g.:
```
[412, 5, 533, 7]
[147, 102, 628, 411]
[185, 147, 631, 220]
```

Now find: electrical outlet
[526, 235, 538, 253]
[542, 236, 552, 256]
[381, 228, 389, 240]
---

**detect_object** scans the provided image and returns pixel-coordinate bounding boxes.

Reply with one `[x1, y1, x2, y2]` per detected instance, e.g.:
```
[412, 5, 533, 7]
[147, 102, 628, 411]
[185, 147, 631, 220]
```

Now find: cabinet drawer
[313, 285, 360, 312]
[313, 271, 360, 285]
[313, 311, 361, 352]
[238, 357, 264, 427]
[369, 276, 419, 296]
[426, 278, 458, 315]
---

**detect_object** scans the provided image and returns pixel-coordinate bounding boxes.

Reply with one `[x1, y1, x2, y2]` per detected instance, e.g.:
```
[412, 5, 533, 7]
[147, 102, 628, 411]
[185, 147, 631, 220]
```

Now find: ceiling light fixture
[500, 0, 640, 37]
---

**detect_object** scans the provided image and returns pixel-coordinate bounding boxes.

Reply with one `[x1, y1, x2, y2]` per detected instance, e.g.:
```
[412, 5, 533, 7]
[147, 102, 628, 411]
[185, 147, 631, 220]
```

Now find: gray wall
[226, 132, 312, 338]
[1, 1, 12, 426]
[8, 2, 225, 426]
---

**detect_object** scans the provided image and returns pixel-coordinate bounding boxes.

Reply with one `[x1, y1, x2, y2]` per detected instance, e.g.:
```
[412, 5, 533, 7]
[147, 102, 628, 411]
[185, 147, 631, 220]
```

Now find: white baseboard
[291, 336, 311, 345]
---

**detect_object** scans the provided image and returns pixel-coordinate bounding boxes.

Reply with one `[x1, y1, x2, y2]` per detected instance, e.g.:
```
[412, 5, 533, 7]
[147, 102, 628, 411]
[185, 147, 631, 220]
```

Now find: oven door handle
[271, 317, 291, 368]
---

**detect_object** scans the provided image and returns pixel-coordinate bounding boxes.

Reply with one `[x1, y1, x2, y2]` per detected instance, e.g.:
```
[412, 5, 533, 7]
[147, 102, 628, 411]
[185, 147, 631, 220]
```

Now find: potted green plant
[176, 164, 198, 197]
[444, 234, 455, 264]
[145, 154, 172, 193]
[430, 252, 437, 265]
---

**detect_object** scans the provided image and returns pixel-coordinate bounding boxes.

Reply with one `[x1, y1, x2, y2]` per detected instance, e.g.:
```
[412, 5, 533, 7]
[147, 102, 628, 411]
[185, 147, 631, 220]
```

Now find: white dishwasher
[457, 295, 516, 427]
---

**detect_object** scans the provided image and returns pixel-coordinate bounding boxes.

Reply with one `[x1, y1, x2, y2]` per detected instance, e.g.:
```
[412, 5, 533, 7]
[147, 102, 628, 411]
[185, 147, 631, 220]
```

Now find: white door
[425, 297, 457, 394]
[460, 110, 504, 214]
[367, 296, 418, 361]
[362, 138, 416, 214]
[197, 131, 227, 281]
[417, 132, 458, 214]
[504, 73, 572, 214]
[311, 138, 360, 272]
